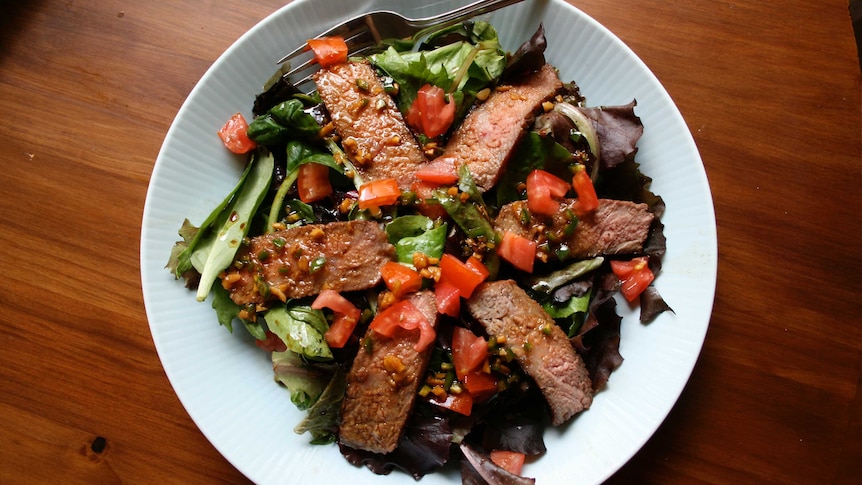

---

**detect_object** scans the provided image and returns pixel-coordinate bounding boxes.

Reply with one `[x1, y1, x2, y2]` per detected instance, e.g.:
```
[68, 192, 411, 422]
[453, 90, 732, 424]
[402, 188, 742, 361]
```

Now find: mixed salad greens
[168, 21, 670, 482]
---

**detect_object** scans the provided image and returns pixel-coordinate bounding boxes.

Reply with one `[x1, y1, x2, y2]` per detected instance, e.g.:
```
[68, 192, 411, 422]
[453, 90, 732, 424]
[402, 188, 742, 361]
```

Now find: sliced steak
[466, 280, 593, 425]
[495, 199, 654, 259]
[441, 64, 562, 192]
[313, 61, 427, 190]
[222, 220, 394, 307]
[339, 291, 438, 454]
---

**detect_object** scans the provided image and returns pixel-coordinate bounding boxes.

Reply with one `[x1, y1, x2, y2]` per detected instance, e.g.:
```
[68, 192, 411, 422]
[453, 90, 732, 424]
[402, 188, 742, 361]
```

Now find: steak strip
[339, 291, 438, 454]
[222, 220, 394, 307]
[313, 61, 428, 190]
[441, 63, 563, 192]
[467, 280, 593, 425]
[495, 198, 654, 259]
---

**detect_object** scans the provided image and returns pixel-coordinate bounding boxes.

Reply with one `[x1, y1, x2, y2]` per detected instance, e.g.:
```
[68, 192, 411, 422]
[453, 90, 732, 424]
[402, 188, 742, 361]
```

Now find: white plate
[140, 0, 717, 483]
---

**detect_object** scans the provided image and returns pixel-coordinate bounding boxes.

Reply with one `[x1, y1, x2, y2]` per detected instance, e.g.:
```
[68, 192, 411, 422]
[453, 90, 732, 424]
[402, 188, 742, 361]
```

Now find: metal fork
[278, 0, 527, 88]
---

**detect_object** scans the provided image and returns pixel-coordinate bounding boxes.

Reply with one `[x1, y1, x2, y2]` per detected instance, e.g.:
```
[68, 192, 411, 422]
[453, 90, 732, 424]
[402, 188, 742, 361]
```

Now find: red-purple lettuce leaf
[460, 443, 536, 485]
[640, 286, 674, 324]
[477, 387, 548, 456]
[338, 410, 453, 480]
[578, 101, 643, 170]
[502, 24, 547, 81]
[571, 271, 624, 391]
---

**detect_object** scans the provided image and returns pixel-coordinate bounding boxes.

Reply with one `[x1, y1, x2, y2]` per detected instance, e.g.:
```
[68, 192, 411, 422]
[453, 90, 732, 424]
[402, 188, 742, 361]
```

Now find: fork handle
[409, 0, 528, 28]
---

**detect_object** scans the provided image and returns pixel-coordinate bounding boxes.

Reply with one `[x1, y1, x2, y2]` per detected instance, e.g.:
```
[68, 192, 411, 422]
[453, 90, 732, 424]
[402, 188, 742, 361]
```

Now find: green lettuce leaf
[264, 304, 333, 361]
[272, 350, 336, 411]
[166, 149, 274, 300]
[543, 287, 592, 320]
[191, 150, 274, 301]
[166, 218, 199, 282]
[368, 21, 506, 119]
[434, 188, 498, 246]
[293, 365, 347, 443]
[247, 99, 322, 145]
[386, 215, 447, 264]
[210, 280, 241, 332]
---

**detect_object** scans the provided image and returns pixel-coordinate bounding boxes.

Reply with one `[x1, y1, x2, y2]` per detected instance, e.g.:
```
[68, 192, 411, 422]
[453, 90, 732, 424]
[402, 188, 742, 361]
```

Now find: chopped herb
[309, 256, 326, 273]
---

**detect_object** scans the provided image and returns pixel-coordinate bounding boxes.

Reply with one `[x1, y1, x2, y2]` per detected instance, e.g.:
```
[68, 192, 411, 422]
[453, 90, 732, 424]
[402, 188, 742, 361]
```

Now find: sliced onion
[553, 102, 600, 178]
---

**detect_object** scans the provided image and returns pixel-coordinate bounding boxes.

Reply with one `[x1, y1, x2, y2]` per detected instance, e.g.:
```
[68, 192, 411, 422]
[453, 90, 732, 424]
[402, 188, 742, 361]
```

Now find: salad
[168, 21, 670, 483]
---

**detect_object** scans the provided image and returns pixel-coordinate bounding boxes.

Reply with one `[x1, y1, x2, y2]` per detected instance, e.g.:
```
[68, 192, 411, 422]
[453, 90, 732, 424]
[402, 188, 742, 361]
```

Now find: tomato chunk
[438, 254, 488, 299]
[217, 113, 257, 154]
[452, 326, 488, 380]
[312, 289, 358, 316]
[412, 310, 436, 352]
[369, 300, 436, 352]
[497, 231, 537, 273]
[434, 280, 461, 317]
[411, 181, 448, 220]
[465, 257, 490, 280]
[415, 157, 459, 185]
[358, 178, 401, 209]
[572, 167, 599, 213]
[380, 261, 423, 299]
[306, 36, 348, 68]
[406, 84, 456, 138]
[326, 314, 359, 349]
[312, 289, 361, 348]
[429, 391, 473, 416]
[462, 370, 497, 402]
[297, 163, 332, 203]
[610, 256, 655, 302]
[490, 450, 526, 476]
[526, 169, 569, 216]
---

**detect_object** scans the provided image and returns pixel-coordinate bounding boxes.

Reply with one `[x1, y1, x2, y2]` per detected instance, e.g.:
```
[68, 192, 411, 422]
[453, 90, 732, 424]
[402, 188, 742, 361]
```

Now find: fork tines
[278, 16, 388, 91]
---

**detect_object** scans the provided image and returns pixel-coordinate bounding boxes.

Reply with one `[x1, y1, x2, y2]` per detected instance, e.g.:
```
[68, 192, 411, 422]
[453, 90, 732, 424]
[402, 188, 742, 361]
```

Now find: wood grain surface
[0, 1, 859, 483]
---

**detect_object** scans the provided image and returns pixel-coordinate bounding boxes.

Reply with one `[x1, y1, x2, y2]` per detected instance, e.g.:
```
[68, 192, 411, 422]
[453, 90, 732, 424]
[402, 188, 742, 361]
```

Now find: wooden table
[1, 1, 859, 483]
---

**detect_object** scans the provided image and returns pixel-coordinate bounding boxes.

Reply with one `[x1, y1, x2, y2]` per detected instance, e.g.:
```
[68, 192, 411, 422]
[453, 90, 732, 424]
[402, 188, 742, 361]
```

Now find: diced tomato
[312, 289, 358, 316]
[434, 280, 461, 317]
[411, 181, 448, 219]
[406, 84, 456, 138]
[415, 157, 459, 185]
[217, 112, 257, 154]
[497, 231, 537, 273]
[312, 289, 361, 348]
[530, 169, 570, 197]
[380, 261, 423, 299]
[296, 163, 332, 203]
[526, 169, 569, 216]
[489, 450, 526, 476]
[438, 254, 488, 299]
[465, 257, 490, 280]
[446, 327, 497, 404]
[412, 310, 436, 352]
[430, 391, 473, 416]
[572, 167, 599, 214]
[306, 36, 348, 68]
[325, 314, 359, 349]
[368, 302, 403, 338]
[358, 178, 401, 209]
[369, 300, 436, 352]
[254, 330, 287, 352]
[462, 370, 497, 402]
[527, 185, 559, 215]
[452, 326, 488, 380]
[610, 256, 655, 302]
